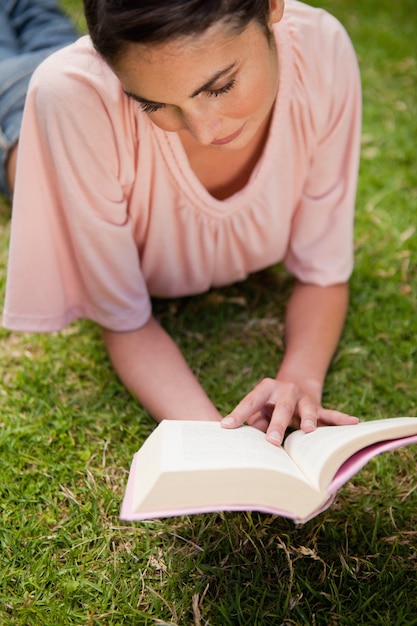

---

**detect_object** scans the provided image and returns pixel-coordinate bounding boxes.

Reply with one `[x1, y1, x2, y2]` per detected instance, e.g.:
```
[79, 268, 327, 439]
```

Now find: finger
[247, 411, 271, 433]
[297, 396, 319, 433]
[221, 378, 277, 429]
[266, 385, 300, 445]
[317, 408, 359, 426]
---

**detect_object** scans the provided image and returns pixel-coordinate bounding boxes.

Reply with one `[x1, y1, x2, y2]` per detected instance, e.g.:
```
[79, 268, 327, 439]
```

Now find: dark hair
[83, 0, 272, 63]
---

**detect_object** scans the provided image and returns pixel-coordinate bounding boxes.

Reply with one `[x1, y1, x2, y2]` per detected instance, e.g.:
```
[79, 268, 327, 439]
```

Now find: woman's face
[113, 11, 283, 150]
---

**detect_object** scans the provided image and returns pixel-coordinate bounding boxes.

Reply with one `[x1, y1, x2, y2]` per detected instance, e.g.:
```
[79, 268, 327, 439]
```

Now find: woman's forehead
[122, 19, 248, 64]
[113, 20, 269, 107]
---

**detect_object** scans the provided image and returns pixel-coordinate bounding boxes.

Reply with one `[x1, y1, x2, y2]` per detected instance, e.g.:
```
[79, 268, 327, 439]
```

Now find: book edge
[328, 433, 417, 493]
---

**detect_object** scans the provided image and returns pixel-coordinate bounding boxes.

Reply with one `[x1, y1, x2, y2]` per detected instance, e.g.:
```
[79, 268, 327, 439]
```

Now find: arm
[222, 281, 358, 445]
[277, 281, 349, 407]
[102, 315, 221, 422]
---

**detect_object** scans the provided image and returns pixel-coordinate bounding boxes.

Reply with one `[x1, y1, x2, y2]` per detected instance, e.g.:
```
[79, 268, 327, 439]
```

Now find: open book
[120, 417, 417, 524]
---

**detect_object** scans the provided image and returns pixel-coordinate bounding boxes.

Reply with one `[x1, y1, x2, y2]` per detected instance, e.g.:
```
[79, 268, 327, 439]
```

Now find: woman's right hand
[221, 377, 358, 446]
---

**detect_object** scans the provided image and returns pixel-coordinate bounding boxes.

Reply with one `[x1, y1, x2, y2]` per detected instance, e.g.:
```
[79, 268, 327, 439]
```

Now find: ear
[269, 0, 285, 26]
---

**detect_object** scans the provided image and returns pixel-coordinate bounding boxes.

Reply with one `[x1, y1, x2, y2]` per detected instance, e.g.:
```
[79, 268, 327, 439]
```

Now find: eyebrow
[123, 62, 237, 107]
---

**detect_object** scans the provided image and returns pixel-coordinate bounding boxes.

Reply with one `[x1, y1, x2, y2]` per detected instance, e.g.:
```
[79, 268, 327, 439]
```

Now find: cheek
[147, 109, 183, 132]
[226, 73, 275, 120]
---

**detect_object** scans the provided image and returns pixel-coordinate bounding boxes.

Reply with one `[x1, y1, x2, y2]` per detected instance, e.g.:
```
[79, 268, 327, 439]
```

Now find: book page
[160, 421, 309, 484]
[284, 417, 417, 491]
[125, 421, 328, 520]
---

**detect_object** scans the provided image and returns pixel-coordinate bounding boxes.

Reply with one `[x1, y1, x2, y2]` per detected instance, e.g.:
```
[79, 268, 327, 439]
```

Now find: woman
[3, 0, 361, 444]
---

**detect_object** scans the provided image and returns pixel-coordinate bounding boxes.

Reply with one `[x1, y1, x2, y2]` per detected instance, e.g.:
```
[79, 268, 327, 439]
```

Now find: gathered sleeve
[3, 39, 152, 332]
[284, 9, 362, 286]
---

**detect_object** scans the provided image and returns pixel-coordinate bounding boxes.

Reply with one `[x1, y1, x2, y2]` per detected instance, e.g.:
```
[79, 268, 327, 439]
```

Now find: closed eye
[123, 90, 165, 114]
[139, 101, 166, 114]
[125, 74, 236, 115]
[205, 78, 236, 98]
[139, 80, 236, 113]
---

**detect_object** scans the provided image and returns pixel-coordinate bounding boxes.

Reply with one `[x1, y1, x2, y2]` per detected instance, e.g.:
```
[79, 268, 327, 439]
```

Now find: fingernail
[304, 420, 316, 432]
[221, 416, 235, 426]
[267, 431, 282, 444]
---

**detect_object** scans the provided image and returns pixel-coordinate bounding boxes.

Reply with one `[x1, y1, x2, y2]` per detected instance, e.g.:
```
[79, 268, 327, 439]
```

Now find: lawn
[0, 1, 416, 624]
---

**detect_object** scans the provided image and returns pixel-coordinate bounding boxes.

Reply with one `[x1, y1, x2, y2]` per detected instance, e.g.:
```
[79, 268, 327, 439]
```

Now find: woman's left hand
[221, 377, 358, 446]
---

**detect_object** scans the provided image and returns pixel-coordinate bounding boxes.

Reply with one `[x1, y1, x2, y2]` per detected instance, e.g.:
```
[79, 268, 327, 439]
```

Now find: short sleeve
[3, 39, 152, 332]
[284, 10, 362, 286]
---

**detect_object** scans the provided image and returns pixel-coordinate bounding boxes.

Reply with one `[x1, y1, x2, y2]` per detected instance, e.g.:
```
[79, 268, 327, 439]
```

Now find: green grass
[1, 0, 416, 624]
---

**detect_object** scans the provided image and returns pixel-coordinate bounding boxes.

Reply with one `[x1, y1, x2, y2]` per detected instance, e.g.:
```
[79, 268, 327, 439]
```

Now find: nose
[180, 106, 223, 146]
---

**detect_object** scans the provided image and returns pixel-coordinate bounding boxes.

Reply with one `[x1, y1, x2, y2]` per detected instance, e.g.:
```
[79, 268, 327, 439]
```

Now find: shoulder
[29, 36, 125, 109]
[24, 35, 152, 155]
[281, 1, 358, 70]
[276, 1, 360, 135]
[282, 1, 354, 44]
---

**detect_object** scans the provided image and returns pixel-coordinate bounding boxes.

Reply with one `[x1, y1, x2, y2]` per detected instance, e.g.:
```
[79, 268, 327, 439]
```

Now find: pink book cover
[120, 432, 417, 523]
[298, 433, 417, 523]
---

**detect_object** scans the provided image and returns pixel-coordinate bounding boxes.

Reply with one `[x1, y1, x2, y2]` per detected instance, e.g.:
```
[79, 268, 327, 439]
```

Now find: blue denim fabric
[0, 0, 77, 197]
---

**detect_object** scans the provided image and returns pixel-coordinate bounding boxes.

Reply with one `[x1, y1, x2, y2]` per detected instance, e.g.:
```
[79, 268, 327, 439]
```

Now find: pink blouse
[3, 0, 361, 332]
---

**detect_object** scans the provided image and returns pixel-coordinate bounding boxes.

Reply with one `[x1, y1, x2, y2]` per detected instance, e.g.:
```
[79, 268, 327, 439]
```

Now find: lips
[211, 123, 245, 146]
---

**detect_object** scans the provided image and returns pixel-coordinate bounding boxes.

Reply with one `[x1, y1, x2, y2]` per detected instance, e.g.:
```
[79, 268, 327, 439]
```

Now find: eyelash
[206, 78, 236, 98]
[139, 78, 236, 114]
[140, 102, 165, 114]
